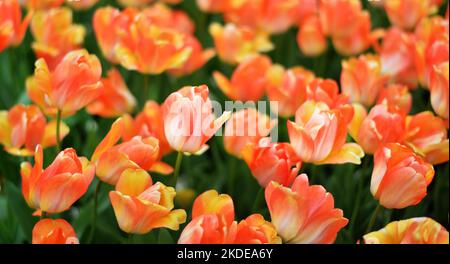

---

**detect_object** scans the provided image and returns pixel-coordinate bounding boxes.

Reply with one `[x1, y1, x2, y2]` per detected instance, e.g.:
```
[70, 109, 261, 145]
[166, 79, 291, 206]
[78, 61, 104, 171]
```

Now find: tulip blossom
[162, 85, 231, 154]
[242, 137, 302, 187]
[110, 169, 187, 234]
[178, 190, 280, 244]
[30, 7, 86, 69]
[319, 0, 363, 38]
[87, 68, 136, 118]
[349, 103, 405, 154]
[20, 145, 95, 214]
[384, 0, 436, 31]
[341, 54, 387, 107]
[288, 101, 364, 165]
[363, 217, 449, 244]
[91, 118, 173, 185]
[25, 0, 64, 9]
[403, 112, 449, 165]
[93, 7, 138, 64]
[26, 49, 103, 117]
[306, 78, 353, 112]
[0, 104, 69, 156]
[377, 84, 412, 115]
[209, 23, 273, 64]
[223, 108, 277, 158]
[114, 16, 192, 74]
[66, 0, 99, 10]
[0, 0, 32, 53]
[266, 65, 315, 118]
[265, 174, 349, 244]
[297, 15, 328, 57]
[213, 55, 272, 102]
[429, 62, 449, 120]
[122, 101, 171, 157]
[141, 4, 195, 35]
[224, 0, 301, 34]
[371, 143, 434, 209]
[32, 219, 79, 244]
[196, 0, 229, 13]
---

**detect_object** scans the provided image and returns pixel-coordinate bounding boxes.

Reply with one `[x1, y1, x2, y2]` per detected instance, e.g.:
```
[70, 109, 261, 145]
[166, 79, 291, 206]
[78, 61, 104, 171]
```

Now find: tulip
[363, 217, 449, 244]
[196, 0, 230, 13]
[224, 0, 301, 34]
[266, 65, 315, 118]
[213, 55, 272, 101]
[32, 218, 79, 244]
[122, 101, 171, 157]
[384, 0, 436, 31]
[209, 23, 273, 64]
[297, 15, 328, 57]
[141, 3, 195, 35]
[0, 104, 69, 156]
[114, 16, 192, 74]
[30, 7, 86, 70]
[110, 170, 187, 234]
[350, 103, 406, 154]
[91, 118, 173, 185]
[178, 190, 280, 244]
[26, 0, 64, 9]
[66, 0, 99, 10]
[377, 84, 412, 115]
[87, 68, 136, 118]
[341, 54, 387, 107]
[306, 78, 353, 112]
[242, 137, 301, 187]
[265, 174, 349, 243]
[20, 145, 95, 214]
[223, 108, 277, 158]
[162, 85, 231, 154]
[319, 0, 363, 38]
[93, 7, 138, 64]
[0, 0, 32, 53]
[371, 143, 434, 209]
[429, 62, 449, 120]
[288, 101, 364, 165]
[403, 111, 449, 165]
[26, 49, 103, 117]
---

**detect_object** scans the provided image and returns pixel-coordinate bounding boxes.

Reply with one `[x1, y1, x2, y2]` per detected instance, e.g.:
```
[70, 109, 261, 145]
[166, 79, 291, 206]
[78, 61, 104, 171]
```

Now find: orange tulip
[341, 54, 387, 107]
[87, 68, 136, 118]
[213, 55, 272, 101]
[26, 0, 64, 9]
[224, 0, 301, 34]
[371, 143, 434, 209]
[196, 0, 230, 13]
[141, 4, 195, 35]
[319, 0, 363, 38]
[26, 49, 102, 117]
[122, 101, 171, 157]
[429, 62, 449, 120]
[403, 111, 449, 165]
[91, 118, 173, 185]
[363, 217, 449, 244]
[0, 0, 32, 53]
[0, 104, 69, 156]
[110, 169, 187, 234]
[178, 190, 280, 244]
[265, 174, 349, 244]
[30, 7, 85, 69]
[242, 137, 301, 187]
[66, 0, 99, 10]
[114, 15, 192, 74]
[288, 101, 364, 165]
[223, 108, 277, 158]
[380, 28, 418, 88]
[32, 218, 79, 244]
[93, 7, 138, 64]
[377, 84, 412, 115]
[297, 15, 328, 57]
[162, 85, 231, 154]
[209, 23, 273, 64]
[266, 65, 314, 118]
[384, 0, 437, 31]
[350, 103, 406, 154]
[169, 34, 215, 77]
[20, 145, 95, 214]
[306, 78, 353, 112]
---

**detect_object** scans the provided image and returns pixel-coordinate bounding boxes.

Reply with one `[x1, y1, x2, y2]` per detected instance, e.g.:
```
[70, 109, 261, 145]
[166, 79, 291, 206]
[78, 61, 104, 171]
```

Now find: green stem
[172, 151, 183, 187]
[251, 187, 264, 213]
[227, 158, 237, 197]
[365, 204, 383, 234]
[56, 109, 62, 152]
[88, 181, 102, 244]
